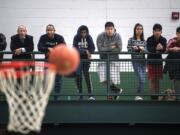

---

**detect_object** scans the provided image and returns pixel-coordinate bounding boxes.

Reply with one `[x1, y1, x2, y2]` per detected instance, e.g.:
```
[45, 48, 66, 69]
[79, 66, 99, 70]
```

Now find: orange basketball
[48, 44, 80, 75]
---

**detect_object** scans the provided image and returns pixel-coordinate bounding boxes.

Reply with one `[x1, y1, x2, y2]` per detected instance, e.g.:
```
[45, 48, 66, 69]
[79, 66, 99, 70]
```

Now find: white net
[0, 61, 56, 134]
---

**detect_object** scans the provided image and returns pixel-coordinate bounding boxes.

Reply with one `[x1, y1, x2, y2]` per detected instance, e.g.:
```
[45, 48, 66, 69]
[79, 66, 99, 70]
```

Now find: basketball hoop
[0, 61, 56, 134]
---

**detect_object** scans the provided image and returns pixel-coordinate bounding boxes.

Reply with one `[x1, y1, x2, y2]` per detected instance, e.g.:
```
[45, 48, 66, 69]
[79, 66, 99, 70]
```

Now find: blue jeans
[132, 62, 146, 94]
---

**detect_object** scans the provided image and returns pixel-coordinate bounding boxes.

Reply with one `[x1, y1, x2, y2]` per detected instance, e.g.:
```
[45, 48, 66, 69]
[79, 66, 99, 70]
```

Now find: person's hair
[176, 26, 180, 33]
[105, 22, 114, 28]
[79, 25, 88, 32]
[133, 23, 144, 41]
[46, 24, 55, 30]
[153, 23, 162, 31]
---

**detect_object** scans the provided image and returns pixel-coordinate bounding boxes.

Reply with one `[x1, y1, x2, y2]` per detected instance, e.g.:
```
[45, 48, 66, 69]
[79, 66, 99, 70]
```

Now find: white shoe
[134, 96, 143, 101]
[88, 96, 95, 100]
[119, 88, 123, 94]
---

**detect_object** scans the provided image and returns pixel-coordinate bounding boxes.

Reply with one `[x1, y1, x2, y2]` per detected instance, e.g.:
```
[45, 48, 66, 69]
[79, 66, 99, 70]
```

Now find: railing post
[106, 52, 111, 98]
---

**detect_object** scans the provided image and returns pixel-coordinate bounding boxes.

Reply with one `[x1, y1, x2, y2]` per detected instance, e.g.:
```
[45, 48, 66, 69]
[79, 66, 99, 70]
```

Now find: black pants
[76, 62, 93, 98]
[54, 74, 62, 100]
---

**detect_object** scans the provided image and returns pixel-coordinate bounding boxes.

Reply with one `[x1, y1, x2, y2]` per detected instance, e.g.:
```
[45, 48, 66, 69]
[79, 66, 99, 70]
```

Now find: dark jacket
[38, 34, 65, 59]
[10, 34, 34, 59]
[0, 33, 7, 61]
[146, 35, 167, 65]
[163, 38, 180, 80]
[73, 25, 95, 59]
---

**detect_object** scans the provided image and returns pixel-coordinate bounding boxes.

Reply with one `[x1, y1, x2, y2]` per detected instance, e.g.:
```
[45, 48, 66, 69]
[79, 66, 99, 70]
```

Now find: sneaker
[114, 88, 123, 100]
[134, 96, 143, 101]
[110, 84, 119, 93]
[88, 96, 95, 100]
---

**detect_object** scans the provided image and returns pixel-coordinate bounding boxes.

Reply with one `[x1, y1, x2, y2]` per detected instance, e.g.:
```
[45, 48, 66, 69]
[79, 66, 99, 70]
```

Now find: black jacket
[0, 33, 7, 61]
[38, 34, 65, 59]
[10, 34, 34, 59]
[146, 35, 167, 65]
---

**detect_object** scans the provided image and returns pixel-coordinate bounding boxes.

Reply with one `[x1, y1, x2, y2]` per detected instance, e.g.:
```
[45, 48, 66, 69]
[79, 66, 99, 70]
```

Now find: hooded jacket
[73, 25, 95, 59]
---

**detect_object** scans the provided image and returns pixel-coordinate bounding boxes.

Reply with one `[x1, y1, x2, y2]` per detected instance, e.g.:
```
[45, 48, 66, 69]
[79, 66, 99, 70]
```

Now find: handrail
[0, 51, 174, 55]
[0, 51, 179, 100]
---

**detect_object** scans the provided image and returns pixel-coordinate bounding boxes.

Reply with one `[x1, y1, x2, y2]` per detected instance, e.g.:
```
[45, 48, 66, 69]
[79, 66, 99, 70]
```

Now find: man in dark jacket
[10, 25, 34, 60]
[0, 33, 7, 62]
[164, 26, 180, 100]
[38, 24, 65, 101]
[146, 23, 167, 100]
[73, 25, 95, 100]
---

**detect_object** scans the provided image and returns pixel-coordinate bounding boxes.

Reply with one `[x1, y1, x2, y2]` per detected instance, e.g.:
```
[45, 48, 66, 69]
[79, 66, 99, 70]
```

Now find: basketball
[48, 44, 80, 75]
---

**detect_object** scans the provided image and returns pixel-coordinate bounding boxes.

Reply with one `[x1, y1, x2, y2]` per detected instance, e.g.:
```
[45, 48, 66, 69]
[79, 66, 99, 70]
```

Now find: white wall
[0, 0, 180, 52]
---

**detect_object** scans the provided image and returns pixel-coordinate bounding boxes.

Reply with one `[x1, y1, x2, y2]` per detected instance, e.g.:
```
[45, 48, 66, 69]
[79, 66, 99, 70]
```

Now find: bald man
[10, 25, 34, 60]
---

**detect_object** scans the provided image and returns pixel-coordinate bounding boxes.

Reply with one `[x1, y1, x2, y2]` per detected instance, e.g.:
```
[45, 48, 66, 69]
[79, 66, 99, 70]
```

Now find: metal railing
[0, 51, 179, 101]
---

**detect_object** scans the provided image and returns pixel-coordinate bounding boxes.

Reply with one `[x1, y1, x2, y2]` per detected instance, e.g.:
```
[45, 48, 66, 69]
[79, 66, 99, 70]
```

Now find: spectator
[146, 23, 167, 100]
[97, 21, 123, 100]
[127, 23, 146, 101]
[10, 25, 34, 60]
[164, 26, 180, 100]
[38, 24, 65, 101]
[0, 33, 7, 62]
[73, 25, 95, 100]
